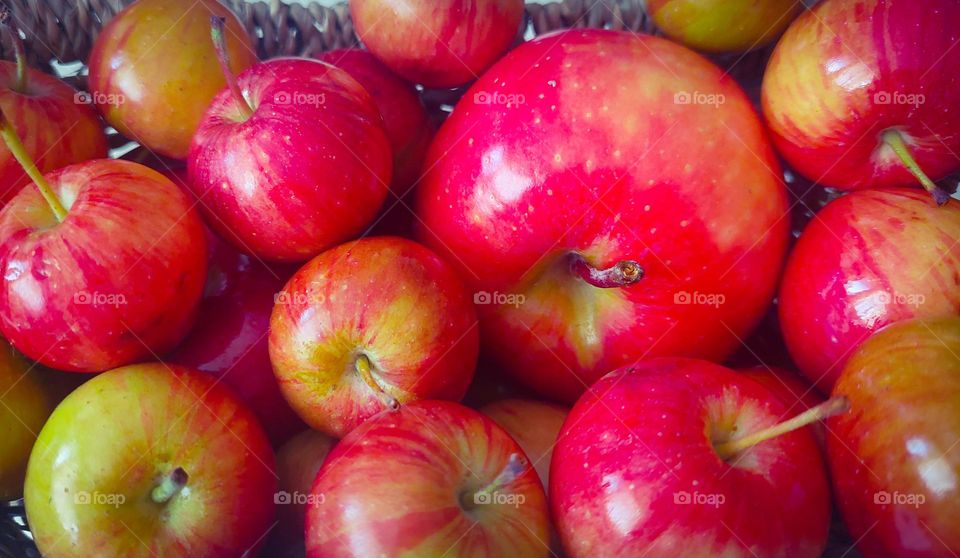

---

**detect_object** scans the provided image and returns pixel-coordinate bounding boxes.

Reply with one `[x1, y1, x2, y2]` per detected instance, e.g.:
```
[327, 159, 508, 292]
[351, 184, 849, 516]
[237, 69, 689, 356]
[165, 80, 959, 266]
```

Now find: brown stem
[150, 467, 188, 504]
[570, 253, 643, 288]
[355, 353, 399, 411]
[715, 397, 850, 460]
[882, 129, 951, 206]
[0, 5, 27, 92]
[0, 108, 67, 220]
[209, 16, 253, 119]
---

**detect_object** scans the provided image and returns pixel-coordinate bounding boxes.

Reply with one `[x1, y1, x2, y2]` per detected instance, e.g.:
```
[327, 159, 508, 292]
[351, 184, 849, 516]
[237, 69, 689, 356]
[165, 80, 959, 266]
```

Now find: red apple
[647, 0, 802, 53]
[169, 229, 303, 445]
[316, 49, 434, 193]
[189, 28, 392, 262]
[0, 10, 107, 205]
[740, 365, 827, 446]
[270, 236, 478, 438]
[762, 0, 960, 202]
[480, 398, 567, 488]
[0, 115, 207, 372]
[24, 363, 277, 557]
[828, 317, 960, 557]
[779, 188, 960, 392]
[306, 400, 549, 557]
[272, 429, 335, 545]
[87, 0, 256, 159]
[416, 29, 789, 403]
[551, 358, 835, 557]
[350, 0, 525, 88]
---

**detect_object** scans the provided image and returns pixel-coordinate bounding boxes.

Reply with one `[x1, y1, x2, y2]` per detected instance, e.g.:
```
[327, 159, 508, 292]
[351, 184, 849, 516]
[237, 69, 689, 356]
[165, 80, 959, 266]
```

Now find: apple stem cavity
[882, 129, 951, 206]
[210, 16, 253, 120]
[715, 396, 850, 461]
[151, 467, 189, 505]
[0, 5, 27, 92]
[569, 253, 644, 288]
[355, 353, 400, 411]
[460, 453, 528, 512]
[0, 107, 67, 221]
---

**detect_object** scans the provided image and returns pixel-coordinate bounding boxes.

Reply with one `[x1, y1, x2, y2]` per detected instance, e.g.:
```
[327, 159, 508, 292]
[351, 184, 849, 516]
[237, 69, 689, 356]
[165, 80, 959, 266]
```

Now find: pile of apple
[0, 0, 958, 556]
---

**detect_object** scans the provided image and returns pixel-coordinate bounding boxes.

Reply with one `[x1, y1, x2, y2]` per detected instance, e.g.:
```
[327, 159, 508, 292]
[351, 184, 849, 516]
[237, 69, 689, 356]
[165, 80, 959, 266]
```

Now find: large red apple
[270, 236, 478, 438]
[828, 317, 960, 557]
[350, 0, 524, 88]
[762, 0, 960, 202]
[169, 229, 303, 445]
[189, 49, 392, 262]
[316, 49, 434, 193]
[0, 10, 107, 205]
[87, 0, 256, 159]
[0, 122, 207, 372]
[416, 29, 789, 403]
[551, 358, 835, 557]
[24, 363, 277, 557]
[779, 188, 960, 392]
[306, 400, 549, 557]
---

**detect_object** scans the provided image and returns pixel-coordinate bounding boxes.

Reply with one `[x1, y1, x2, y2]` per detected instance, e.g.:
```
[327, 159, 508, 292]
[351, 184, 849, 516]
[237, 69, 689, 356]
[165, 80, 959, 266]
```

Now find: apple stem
[150, 467, 188, 505]
[209, 16, 253, 120]
[355, 353, 400, 411]
[569, 253, 644, 288]
[715, 396, 850, 461]
[0, 5, 27, 92]
[0, 107, 67, 221]
[882, 129, 951, 206]
[461, 453, 527, 511]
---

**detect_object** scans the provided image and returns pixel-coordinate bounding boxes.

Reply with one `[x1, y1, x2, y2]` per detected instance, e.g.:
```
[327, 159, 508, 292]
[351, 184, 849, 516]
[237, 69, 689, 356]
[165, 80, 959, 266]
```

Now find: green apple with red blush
[24, 363, 277, 558]
[270, 236, 479, 438]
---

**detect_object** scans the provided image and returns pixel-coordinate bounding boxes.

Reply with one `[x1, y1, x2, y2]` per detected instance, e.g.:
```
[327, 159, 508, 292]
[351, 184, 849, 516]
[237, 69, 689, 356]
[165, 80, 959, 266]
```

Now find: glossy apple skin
[189, 58, 392, 262]
[416, 29, 789, 403]
[24, 363, 276, 557]
[169, 229, 303, 446]
[351, 0, 524, 88]
[306, 400, 549, 557]
[270, 237, 479, 438]
[762, 0, 960, 191]
[480, 398, 567, 488]
[551, 359, 830, 557]
[0, 62, 107, 205]
[740, 366, 826, 447]
[273, 429, 335, 545]
[779, 188, 960, 392]
[0, 160, 207, 372]
[828, 317, 960, 557]
[87, 0, 256, 159]
[317, 49, 434, 193]
[647, 0, 801, 53]
[0, 339, 53, 500]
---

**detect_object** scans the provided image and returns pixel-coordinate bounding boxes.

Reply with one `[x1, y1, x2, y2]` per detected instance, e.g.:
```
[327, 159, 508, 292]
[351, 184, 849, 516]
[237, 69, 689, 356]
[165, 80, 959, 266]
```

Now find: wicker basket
[0, 1, 853, 557]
